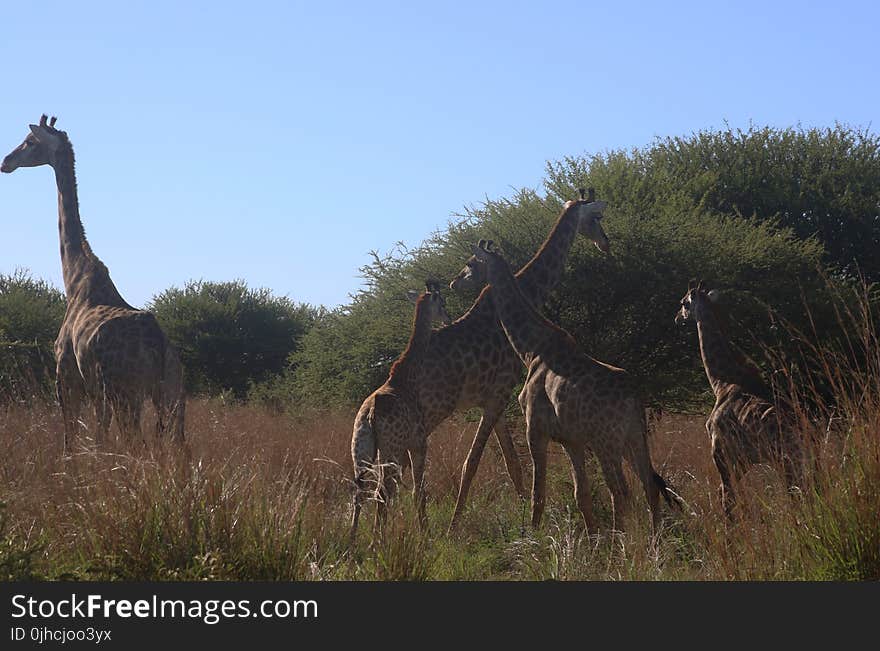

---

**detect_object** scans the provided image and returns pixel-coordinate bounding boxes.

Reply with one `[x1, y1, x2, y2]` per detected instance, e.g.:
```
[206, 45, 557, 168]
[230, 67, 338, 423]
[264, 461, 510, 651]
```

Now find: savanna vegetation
[1, 124, 878, 580]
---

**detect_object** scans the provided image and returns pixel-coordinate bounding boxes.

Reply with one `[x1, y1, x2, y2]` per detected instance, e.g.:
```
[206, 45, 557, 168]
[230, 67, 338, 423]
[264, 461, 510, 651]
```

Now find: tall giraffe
[2, 115, 185, 451]
[675, 280, 803, 517]
[469, 240, 678, 531]
[350, 281, 452, 540]
[439, 190, 609, 529]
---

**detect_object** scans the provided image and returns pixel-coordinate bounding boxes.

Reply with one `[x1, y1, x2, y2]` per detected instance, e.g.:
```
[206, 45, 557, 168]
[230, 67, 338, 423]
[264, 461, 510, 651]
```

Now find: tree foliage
[0, 270, 66, 402]
[292, 124, 877, 410]
[547, 124, 880, 278]
[149, 280, 319, 398]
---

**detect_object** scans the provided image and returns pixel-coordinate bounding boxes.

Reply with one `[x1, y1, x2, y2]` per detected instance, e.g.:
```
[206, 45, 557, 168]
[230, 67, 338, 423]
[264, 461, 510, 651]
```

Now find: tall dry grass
[1, 394, 875, 580]
[0, 284, 877, 580]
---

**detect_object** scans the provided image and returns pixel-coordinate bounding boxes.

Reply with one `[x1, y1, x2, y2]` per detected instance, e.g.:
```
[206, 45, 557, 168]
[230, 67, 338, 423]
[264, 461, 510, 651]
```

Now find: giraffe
[436, 190, 610, 529]
[674, 280, 803, 517]
[469, 239, 679, 532]
[350, 281, 452, 541]
[2, 115, 185, 451]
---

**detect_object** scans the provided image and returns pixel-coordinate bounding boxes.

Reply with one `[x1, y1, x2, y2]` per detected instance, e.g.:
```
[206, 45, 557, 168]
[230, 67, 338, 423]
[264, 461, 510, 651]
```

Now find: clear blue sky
[1, 1, 877, 308]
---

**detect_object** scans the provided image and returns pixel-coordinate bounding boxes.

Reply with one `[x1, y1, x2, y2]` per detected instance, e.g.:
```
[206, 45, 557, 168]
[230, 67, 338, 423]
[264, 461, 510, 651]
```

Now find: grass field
[2, 394, 877, 581]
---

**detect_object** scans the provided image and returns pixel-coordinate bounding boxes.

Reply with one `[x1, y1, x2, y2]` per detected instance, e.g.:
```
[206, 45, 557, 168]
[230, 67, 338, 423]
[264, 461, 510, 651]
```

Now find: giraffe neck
[486, 258, 574, 366]
[387, 296, 435, 386]
[696, 306, 768, 398]
[514, 202, 580, 305]
[52, 145, 88, 293]
[51, 142, 128, 308]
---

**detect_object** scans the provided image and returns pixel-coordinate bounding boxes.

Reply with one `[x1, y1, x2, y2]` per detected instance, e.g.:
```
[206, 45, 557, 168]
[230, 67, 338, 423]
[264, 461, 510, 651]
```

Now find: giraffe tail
[351, 402, 379, 487]
[641, 405, 684, 510]
[350, 401, 380, 541]
[653, 471, 684, 510]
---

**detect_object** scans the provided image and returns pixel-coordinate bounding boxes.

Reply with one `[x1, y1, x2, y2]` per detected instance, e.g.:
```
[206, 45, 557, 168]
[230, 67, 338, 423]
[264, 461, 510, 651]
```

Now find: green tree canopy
[292, 125, 874, 411]
[0, 270, 66, 401]
[547, 124, 880, 278]
[149, 280, 319, 398]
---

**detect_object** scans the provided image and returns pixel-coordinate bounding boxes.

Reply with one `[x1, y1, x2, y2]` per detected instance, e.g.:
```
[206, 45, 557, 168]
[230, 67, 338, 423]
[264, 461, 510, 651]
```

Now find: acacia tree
[150, 280, 318, 398]
[292, 125, 875, 411]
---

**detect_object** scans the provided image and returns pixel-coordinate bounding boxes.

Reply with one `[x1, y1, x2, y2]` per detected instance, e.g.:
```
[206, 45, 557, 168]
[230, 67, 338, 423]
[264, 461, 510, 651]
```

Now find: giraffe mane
[491, 248, 580, 351]
[515, 200, 577, 280]
[388, 292, 428, 380]
[55, 134, 101, 266]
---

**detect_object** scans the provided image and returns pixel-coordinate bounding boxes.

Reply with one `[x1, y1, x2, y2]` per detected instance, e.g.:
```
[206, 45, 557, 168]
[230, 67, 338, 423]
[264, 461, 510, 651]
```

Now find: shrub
[149, 280, 318, 399]
[0, 270, 65, 403]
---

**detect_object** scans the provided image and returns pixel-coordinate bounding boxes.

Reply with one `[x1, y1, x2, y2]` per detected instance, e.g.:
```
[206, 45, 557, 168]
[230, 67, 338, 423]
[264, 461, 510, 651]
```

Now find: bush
[0, 270, 66, 403]
[149, 280, 319, 399]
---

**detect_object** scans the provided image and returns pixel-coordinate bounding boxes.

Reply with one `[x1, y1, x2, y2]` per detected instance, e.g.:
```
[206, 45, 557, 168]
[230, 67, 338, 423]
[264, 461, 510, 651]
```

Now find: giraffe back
[414, 302, 523, 431]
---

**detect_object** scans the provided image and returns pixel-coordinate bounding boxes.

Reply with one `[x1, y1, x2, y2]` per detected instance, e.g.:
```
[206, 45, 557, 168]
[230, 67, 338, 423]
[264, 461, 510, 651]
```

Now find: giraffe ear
[29, 124, 61, 150]
[406, 289, 421, 304]
[707, 289, 721, 303]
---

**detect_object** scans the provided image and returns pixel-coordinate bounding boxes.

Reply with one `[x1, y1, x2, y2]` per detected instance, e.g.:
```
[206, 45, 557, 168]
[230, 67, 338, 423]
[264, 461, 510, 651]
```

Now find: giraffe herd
[2, 115, 805, 542]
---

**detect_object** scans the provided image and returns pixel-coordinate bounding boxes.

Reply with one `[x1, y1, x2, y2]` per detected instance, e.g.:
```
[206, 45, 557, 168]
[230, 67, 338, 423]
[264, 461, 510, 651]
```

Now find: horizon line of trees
[2, 123, 879, 411]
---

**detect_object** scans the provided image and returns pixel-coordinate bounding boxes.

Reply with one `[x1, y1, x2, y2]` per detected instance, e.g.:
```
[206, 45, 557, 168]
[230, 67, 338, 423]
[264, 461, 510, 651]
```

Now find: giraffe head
[1, 115, 67, 173]
[468, 239, 511, 281]
[675, 279, 721, 326]
[406, 280, 452, 326]
[567, 187, 610, 253]
[449, 188, 608, 292]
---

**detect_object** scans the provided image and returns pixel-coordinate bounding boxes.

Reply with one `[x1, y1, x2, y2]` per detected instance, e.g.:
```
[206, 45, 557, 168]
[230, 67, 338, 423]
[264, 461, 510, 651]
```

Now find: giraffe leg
[643, 465, 663, 534]
[527, 425, 550, 529]
[780, 435, 806, 497]
[713, 449, 736, 520]
[494, 414, 527, 500]
[409, 443, 428, 532]
[562, 442, 595, 532]
[373, 463, 388, 538]
[350, 419, 377, 545]
[94, 389, 112, 448]
[114, 396, 145, 445]
[152, 388, 165, 440]
[153, 391, 185, 444]
[598, 454, 630, 531]
[374, 459, 402, 537]
[170, 396, 186, 444]
[56, 372, 83, 454]
[449, 410, 496, 531]
[350, 467, 371, 545]
[159, 344, 186, 443]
